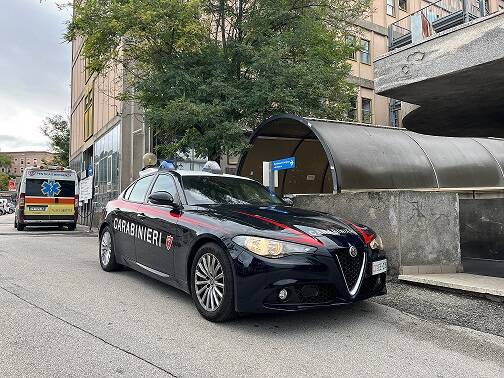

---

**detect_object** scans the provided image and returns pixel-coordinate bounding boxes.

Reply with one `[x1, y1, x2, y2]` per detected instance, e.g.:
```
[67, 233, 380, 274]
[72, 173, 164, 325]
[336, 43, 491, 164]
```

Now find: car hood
[195, 204, 367, 249]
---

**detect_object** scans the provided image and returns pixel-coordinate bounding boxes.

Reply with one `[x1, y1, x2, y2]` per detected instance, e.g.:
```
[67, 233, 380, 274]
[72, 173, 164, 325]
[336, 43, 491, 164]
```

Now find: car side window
[123, 183, 135, 200]
[128, 176, 154, 203]
[150, 174, 178, 200]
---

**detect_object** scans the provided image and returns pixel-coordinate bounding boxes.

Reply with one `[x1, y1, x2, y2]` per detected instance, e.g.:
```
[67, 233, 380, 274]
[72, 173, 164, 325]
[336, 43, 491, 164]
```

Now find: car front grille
[333, 248, 365, 294]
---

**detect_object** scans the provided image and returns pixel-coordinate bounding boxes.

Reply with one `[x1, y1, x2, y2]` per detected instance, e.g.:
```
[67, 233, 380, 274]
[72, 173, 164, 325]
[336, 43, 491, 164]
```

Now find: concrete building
[0, 151, 55, 178]
[374, 1, 504, 136]
[70, 1, 504, 211]
[69, 35, 152, 211]
[348, 0, 502, 127]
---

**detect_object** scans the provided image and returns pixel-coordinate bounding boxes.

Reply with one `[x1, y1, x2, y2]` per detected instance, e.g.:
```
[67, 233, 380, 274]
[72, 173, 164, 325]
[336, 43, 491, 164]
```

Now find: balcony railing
[388, 0, 491, 51]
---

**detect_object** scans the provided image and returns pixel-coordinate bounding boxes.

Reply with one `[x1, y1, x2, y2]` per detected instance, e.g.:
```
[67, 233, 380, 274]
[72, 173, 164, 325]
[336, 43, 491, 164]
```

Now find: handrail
[388, 0, 489, 50]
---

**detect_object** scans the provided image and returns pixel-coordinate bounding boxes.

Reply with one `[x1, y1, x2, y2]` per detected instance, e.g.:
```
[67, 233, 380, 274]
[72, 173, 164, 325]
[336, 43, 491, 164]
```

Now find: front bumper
[230, 246, 387, 313]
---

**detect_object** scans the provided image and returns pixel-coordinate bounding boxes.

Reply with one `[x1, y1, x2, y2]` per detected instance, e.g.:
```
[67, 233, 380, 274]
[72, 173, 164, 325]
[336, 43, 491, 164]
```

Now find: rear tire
[68, 223, 76, 231]
[16, 222, 25, 231]
[99, 226, 119, 271]
[190, 243, 236, 322]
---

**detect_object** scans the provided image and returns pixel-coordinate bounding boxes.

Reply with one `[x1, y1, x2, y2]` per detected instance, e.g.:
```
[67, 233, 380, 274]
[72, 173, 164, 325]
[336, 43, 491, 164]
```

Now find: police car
[99, 162, 387, 322]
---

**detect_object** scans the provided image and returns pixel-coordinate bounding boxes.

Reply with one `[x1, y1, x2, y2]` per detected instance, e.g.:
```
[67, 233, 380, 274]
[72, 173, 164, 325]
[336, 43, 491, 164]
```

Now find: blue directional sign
[272, 157, 295, 171]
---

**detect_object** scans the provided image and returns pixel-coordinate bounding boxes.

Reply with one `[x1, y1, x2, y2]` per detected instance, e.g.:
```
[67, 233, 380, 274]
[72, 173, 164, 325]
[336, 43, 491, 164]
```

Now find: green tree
[0, 153, 11, 169]
[66, 0, 369, 160]
[41, 115, 70, 167]
[0, 172, 9, 191]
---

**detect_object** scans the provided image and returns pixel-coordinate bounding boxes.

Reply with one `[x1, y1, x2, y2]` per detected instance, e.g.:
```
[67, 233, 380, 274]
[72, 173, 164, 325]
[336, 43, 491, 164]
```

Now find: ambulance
[14, 166, 79, 231]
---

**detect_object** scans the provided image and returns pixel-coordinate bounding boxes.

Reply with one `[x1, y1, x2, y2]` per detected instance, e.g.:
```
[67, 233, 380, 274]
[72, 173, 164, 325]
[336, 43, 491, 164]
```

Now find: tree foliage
[0, 153, 11, 168]
[66, 0, 370, 160]
[0, 172, 9, 191]
[41, 115, 70, 167]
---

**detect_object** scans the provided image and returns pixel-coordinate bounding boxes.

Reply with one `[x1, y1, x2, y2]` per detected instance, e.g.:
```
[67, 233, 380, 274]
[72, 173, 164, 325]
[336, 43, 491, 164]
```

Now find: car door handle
[138, 213, 147, 219]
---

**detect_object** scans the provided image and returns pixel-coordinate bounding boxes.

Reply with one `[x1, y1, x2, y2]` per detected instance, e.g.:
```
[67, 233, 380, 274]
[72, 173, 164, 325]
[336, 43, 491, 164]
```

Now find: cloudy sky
[0, 0, 72, 152]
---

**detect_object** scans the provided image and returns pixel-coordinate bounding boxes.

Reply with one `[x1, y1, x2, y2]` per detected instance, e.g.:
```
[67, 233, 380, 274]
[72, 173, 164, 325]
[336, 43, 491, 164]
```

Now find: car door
[114, 176, 154, 261]
[135, 173, 181, 276]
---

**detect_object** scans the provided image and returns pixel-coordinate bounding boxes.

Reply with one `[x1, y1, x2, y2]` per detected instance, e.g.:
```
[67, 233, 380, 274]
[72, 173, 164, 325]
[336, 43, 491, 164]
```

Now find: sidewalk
[399, 273, 504, 300]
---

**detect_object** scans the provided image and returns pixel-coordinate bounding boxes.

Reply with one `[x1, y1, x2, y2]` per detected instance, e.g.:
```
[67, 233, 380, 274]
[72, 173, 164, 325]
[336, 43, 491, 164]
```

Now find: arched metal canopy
[237, 114, 504, 194]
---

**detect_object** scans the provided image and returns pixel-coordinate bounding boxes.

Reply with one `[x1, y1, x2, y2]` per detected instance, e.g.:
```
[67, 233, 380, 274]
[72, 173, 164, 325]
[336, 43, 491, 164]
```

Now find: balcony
[375, 10, 504, 137]
[388, 0, 491, 51]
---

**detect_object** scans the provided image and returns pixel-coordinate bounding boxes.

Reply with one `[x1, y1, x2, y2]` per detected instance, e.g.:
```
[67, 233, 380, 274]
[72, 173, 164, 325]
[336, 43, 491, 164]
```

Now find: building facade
[70, 0, 503, 213]
[0, 151, 55, 178]
[69, 36, 151, 212]
[348, 0, 502, 127]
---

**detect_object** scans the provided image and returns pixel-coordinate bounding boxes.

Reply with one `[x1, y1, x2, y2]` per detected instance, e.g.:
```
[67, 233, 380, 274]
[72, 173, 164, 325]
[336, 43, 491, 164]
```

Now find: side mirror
[282, 197, 294, 207]
[148, 191, 180, 208]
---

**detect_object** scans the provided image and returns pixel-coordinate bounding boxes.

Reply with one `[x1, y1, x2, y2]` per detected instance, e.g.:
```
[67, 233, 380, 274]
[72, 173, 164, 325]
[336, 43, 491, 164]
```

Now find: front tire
[99, 226, 119, 271]
[190, 243, 236, 322]
[16, 220, 25, 231]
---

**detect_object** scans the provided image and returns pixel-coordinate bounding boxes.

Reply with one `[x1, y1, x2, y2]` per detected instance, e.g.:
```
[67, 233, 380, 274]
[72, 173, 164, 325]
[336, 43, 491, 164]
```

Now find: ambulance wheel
[190, 243, 236, 322]
[16, 220, 25, 231]
[99, 226, 119, 271]
[68, 223, 76, 231]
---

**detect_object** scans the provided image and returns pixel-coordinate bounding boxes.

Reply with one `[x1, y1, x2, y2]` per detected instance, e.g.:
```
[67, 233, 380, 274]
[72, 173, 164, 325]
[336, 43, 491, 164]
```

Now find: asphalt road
[0, 213, 503, 377]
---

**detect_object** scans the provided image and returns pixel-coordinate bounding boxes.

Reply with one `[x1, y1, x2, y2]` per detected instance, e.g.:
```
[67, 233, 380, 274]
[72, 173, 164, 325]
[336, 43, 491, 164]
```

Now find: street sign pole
[269, 164, 275, 193]
[263, 157, 296, 193]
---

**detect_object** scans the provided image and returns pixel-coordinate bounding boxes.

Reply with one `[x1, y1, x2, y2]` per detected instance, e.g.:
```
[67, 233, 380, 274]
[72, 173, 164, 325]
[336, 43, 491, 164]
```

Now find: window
[25, 179, 75, 197]
[346, 35, 356, 60]
[20, 160, 24, 165]
[128, 176, 154, 203]
[360, 39, 371, 64]
[27, 161, 31, 165]
[151, 174, 178, 197]
[347, 97, 357, 121]
[123, 183, 135, 200]
[84, 88, 94, 141]
[182, 176, 283, 206]
[14, 158, 17, 162]
[85, 58, 93, 83]
[390, 99, 401, 128]
[362, 98, 373, 124]
[107, 156, 112, 184]
[399, 0, 407, 11]
[387, 0, 395, 16]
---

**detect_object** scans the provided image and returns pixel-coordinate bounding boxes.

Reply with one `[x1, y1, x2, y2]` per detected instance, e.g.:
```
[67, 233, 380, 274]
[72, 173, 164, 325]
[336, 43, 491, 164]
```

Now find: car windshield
[181, 175, 284, 206]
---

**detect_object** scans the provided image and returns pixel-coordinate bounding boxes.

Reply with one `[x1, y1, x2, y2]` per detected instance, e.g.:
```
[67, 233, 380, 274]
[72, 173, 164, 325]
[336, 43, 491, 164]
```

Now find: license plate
[372, 259, 387, 275]
[29, 206, 47, 212]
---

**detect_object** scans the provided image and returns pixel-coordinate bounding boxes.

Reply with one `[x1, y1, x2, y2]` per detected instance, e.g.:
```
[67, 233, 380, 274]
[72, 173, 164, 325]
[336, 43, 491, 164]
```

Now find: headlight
[369, 235, 384, 250]
[232, 235, 317, 258]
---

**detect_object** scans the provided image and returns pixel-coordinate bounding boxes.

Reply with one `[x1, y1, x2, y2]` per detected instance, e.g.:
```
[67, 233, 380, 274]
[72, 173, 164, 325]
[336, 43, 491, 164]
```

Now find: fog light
[278, 288, 288, 301]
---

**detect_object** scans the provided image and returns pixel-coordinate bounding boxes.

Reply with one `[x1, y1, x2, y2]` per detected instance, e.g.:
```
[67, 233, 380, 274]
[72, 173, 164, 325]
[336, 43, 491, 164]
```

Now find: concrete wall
[459, 198, 504, 278]
[293, 191, 461, 276]
[373, 12, 504, 136]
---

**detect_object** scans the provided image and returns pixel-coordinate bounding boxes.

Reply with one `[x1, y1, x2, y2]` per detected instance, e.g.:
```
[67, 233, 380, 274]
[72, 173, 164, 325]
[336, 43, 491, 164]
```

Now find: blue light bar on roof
[159, 160, 176, 171]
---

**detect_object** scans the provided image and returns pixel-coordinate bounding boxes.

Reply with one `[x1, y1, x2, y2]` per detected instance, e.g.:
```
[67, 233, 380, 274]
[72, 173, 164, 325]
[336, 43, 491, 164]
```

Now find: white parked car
[0, 199, 8, 215]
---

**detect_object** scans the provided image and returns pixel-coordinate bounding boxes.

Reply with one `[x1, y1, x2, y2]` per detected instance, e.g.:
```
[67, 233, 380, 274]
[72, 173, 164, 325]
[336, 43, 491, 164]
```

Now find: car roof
[167, 170, 254, 181]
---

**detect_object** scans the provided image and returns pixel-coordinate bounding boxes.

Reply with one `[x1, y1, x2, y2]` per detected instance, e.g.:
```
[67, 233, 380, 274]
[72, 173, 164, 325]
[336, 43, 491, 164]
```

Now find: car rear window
[25, 179, 75, 197]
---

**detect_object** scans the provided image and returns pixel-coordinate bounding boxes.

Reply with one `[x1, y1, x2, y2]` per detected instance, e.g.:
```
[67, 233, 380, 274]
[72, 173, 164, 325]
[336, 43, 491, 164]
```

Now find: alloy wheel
[100, 231, 112, 266]
[194, 253, 225, 312]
